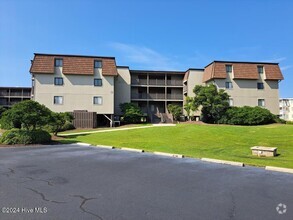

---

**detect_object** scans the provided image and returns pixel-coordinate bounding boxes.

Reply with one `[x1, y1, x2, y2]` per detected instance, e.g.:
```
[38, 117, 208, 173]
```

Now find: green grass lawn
[63, 124, 293, 168]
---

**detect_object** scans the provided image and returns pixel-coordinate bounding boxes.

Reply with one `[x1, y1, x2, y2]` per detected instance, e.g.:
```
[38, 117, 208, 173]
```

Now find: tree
[193, 84, 230, 123]
[120, 103, 143, 123]
[167, 104, 182, 121]
[49, 112, 74, 136]
[184, 96, 196, 121]
[0, 100, 52, 130]
[0, 106, 7, 118]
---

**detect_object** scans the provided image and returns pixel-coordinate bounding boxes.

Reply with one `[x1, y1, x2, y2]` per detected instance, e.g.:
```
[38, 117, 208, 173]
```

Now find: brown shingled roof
[30, 54, 118, 76]
[264, 64, 284, 80]
[203, 61, 283, 82]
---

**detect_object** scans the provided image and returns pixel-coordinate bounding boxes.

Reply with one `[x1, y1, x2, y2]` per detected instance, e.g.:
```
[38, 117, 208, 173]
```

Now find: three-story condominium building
[29, 53, 284, 126]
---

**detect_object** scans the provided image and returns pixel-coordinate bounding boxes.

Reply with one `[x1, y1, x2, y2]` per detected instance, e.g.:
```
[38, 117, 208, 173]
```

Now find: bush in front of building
[120, 103, 143, 124]
[193, 84, 230, 124]
[167, 104, 182, 121]
[0, 100, 52, 130]
[47, 112, 74, 136]
[218, 106, 275, 125]
[0, 129, 51, 145]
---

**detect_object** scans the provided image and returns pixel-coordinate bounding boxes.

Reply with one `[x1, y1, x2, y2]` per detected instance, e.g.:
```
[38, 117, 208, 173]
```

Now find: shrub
[0, 100, 52, 130]
[193, 85, 230, 123]
[48, 112, 74, 136]
[0, 129, 51, 145]
[167, 104, 182, 121]
[286, 121, 293, 125]
[274, 117, 286, 124]
[219, 106, 275, 125]
[120, 103, 143, 124]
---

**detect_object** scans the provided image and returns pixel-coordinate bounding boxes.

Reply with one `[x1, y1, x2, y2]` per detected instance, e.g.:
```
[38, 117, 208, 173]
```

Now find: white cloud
[109, 42, 181, 70]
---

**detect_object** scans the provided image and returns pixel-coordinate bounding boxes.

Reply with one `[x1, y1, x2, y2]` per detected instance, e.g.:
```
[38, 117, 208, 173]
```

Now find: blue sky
[0, 0, 292, 97]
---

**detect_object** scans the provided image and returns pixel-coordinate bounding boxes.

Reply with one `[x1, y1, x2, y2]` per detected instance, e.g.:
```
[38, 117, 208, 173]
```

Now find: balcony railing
[23, 92, 31, 97]
[131, 78, 148, 85]
[149, 79, 165, 86]
[167, 94, 183, 100]
[149, 93, 165, 99]
[0, 91, 9, 96]
[131, 93, 183, 100]
[131, 94, 148, 99]
[167, 80, 183, 86]
[10, 92, 23, 96]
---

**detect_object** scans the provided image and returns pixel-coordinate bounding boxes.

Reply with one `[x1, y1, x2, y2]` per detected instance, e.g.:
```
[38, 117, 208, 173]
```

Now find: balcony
[167, 94, 183, 100]
[131, 78, 148, 85]
[167, 80, 183, 86]
[149, 79, 165, 86]
[0, 91, 9, 96]
[23, 92, 31, 97]
[149, 93, 165, 99]
[10, 92, 23, 97]
[131, 93, 148, 100]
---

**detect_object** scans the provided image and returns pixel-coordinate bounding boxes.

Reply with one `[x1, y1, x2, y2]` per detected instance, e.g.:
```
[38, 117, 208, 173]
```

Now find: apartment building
[29, 53, 284, 125]
[279, 98, 293, 121]
[203, 61, 283, 114]
[0, 87, 31, 108]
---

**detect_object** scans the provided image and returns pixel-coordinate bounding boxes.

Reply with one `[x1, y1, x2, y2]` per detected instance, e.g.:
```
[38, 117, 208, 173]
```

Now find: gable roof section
[203, 61, 283, 82]
[30, 53, 118, 76]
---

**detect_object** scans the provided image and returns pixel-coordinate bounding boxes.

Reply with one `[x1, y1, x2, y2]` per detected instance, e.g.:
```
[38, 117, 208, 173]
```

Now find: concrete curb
[77, 142, 92, 146]
[201, 158, 244, 167]
[121, 147, 144, 153]
[96, 145, 115, 149]
[265, 166, 293, 174]
[154, 152, 184, 158]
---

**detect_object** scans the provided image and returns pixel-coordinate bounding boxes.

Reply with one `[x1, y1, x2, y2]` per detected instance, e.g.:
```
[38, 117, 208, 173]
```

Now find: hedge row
[218, 106, 275, 125]
[0, 129, 51, 145]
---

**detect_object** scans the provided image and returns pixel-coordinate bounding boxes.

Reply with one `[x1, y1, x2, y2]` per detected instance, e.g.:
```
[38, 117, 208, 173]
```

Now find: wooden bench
[251, 146, 277, 157]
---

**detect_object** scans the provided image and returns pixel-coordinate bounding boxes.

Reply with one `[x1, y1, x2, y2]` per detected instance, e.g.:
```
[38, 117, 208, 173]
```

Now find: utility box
[251, 146, 277, 157]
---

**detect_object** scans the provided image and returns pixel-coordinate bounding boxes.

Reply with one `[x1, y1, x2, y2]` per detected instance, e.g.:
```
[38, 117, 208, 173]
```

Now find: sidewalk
[59, 124, 176, 136]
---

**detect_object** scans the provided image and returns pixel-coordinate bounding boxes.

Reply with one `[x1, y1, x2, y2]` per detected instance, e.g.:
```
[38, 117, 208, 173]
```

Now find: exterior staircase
[160, 113, 173, 123]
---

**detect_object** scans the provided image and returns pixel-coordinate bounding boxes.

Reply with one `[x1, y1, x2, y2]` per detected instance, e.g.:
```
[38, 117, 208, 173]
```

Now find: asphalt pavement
[0, 144, 292, 220]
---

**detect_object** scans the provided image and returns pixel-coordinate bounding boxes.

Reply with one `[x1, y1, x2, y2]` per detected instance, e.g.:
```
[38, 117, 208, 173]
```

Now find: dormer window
[55, 58, 63, 67]
[257, 66, 264, 74]
[94, 60, 102, 68]
[226, 65, 232, 73]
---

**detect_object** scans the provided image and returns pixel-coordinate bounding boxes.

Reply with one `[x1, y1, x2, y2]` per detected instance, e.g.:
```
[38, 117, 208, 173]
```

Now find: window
[226, 65, 232, 73]
[54, 96, 63, 105]
[257, 82, 264, 90]
[93, 96, 102, 105]
[94, 78, 102, 86]
[257, 66, 264, 74]
[55, 58, 63, 67]
[94, 60, 102, 68]
[54, 77, 64, 85]
[225, 82, 233, 89]
[258, 99, 265, 107]
[229, 98, 234, 106]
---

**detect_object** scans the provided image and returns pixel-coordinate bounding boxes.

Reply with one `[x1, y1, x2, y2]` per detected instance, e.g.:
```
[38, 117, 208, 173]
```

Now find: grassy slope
[64, 124, 293, 168]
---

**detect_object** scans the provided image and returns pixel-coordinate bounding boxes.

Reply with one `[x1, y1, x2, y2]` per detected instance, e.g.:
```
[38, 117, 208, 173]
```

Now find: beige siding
[187, 70, 204, 97]
[115, 67, 131, 115]
[183, 70, 204, 116]
[213, 76, 280, 114]
[34, 67, 114, 114]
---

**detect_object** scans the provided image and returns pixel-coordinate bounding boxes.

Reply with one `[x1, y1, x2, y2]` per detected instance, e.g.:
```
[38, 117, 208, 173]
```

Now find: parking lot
[0, 144, 292, 220]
